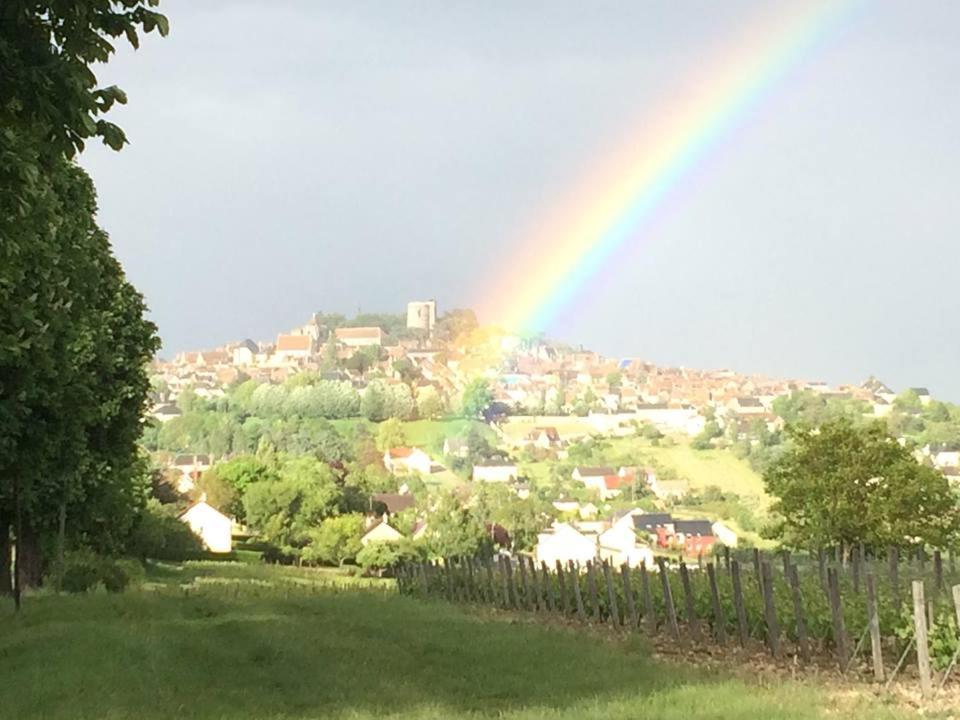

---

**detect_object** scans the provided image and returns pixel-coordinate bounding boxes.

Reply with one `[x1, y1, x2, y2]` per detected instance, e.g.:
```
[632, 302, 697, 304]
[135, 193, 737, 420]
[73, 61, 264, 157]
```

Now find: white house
[525, 427, 561, 449]
[535, 522, 597, 567]
[711, 520, 739, 548]
[472, 464, 518, 483]
[179, 499, 232, 553]
[928, 444, 960, 468]
[383, 447, 433, 475]
[360, 520, 404, 546]
[572, 466, 616, 483]
[598, 521, 654, 569]
[231, 339, 258, 366]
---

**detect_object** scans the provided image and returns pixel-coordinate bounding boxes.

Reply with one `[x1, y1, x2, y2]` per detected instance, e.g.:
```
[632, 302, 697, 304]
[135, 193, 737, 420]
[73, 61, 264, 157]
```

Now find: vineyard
[397, 548, 960, 696]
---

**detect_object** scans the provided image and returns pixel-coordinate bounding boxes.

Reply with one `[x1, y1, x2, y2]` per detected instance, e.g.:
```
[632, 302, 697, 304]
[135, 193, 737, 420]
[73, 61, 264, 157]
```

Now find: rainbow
[485, 0, 862, 334]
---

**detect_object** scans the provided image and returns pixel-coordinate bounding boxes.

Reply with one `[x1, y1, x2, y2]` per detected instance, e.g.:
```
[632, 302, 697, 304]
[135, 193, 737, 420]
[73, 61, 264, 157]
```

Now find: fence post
[760, 561, 780, 659]
[913, 580, 932, 697]
[707, 563, 726, 647]
[640, 561, 657, 634]
[570, 560, 586, 622]
[724, 545, 731, 572]
[731, 559, 749, 648]
[781, 550, 792, 580]
[621, 564, 639, 630]
[851, 545, 861, 595]
[934, 550, 944, 593]
[817, 548, 828, 593]
[484, 558, 495, 604]
[518, 556, 532, 610]
[528, 556, 543, 611]
[657, 558, 681, 642]
[865, 573, 884, 681]
[827, 567, 848, 671]
[444, 559, 455, 602]
[586, 560, 602, 622]
[752, 548, 762, 593]
[603, 560, 621, 629]
[787, 564, 810, 663]
[419, 562, 429, 597]
[506, 557, 519, 609]
[541, 561, 556, 612]
[465, 558, 477, 602]
[888, 546, 901, 611]
[556, 560, 570, 615]
[679, 561, 702, 643]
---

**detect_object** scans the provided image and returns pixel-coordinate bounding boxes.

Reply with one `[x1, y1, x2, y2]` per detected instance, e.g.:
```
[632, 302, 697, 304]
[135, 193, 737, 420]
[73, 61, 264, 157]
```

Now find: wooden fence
[396, 548, 960, 698]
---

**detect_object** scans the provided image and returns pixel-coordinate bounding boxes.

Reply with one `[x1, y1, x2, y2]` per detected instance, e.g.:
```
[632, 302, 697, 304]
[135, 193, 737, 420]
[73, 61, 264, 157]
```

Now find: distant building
[406, 300, 437, 332]
[274, 334, 312, 362]
[179, 499, 232, 553]
[335, 327, 385, 348]
[383, 447, 433, 475]
[360, 519, 404, 546]
[472, 464, 518, 483]
[535, 522, 597, 567]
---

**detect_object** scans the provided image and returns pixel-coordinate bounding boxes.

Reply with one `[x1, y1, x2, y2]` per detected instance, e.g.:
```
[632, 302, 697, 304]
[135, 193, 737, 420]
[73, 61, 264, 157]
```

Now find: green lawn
[331, 418, 493, 456]
[0, 562, 912, 720]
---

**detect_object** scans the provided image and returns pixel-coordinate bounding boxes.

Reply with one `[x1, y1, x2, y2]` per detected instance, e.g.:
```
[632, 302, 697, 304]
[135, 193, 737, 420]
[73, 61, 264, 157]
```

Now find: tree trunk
[17, 525, 44, 590]
[0, 516, 11, 596]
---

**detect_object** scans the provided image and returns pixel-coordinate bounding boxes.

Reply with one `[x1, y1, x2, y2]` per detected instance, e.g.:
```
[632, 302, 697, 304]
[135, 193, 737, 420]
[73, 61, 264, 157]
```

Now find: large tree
[763, 419, 960, 551]
[0, 1, 166, 602]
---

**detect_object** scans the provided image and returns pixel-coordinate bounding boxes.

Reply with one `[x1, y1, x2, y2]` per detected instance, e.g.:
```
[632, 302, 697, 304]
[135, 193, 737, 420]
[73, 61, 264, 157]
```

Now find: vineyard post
[919, 547, 927, 571]
[723, 546, 731, 572]
[587, 560, 602, 622]
[458, 558, 470, 602]
[760, 561, 781, 658]
[657, 558, 681, 642]
[640, 561, 657, 635]
[851, 545, 861, 595]
[950, 549, 957, 581]
[621, 563, 639, 630]
[603, 560, 621, 629]
[817, 548, 828, 593]
[939, 585, 960, 691]
[465, 558, 477, 602]
[518, 556, 531, 610]
[781, 550, 791, 580]
[888, 546, 901, 611]
[541, 561, 556, 612]
[570, 560, 586, 622]
[934, 550, 944, 593]
[556, 560, 570, 615]
[443, 559, 454, 602]
[787, 564, 810, 663]
[827, 567, 849, 671]
[731, 559, 749, 648]
[679, 561, 702, 643]
[484, 558, 495, 604]
[697, 552, 704, 571]
[913, 580, 932, 697]
[752, 548, 762, 594]
[528, 556, 543, 612]
[419, 562, 429, 597]
[506, 557, 520, 609]
[865, 573, 884, 681]
[707, 562, 726, 647]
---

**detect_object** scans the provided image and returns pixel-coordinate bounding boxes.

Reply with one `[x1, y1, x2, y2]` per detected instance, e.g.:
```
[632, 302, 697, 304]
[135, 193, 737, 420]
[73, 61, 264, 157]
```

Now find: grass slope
[0, 563, 909, 720]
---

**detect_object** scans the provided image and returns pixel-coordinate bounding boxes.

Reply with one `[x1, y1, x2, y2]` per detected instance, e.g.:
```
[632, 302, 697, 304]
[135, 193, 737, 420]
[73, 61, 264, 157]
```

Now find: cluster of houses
[535, 509, 736, 569]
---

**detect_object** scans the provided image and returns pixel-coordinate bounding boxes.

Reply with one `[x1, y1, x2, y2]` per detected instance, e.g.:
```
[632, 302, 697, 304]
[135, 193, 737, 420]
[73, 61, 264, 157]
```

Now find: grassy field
[331, 418, 494, 454]
[0, 562, 913, 720]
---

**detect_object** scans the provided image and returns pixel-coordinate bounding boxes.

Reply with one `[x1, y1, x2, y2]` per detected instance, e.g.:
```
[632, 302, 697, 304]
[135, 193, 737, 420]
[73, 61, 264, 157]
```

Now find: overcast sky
[82, 1, 960, 398]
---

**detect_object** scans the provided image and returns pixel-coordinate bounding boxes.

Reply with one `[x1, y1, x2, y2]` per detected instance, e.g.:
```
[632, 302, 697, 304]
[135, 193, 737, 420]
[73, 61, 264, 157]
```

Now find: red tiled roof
[277, 334, 311, 351]
[388, 447, 414, 458]
[335, 327, 383, 340]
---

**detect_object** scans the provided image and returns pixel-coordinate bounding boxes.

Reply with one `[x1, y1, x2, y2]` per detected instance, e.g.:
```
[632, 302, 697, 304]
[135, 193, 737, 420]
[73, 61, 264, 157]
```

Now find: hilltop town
[149, 300, 959, 567]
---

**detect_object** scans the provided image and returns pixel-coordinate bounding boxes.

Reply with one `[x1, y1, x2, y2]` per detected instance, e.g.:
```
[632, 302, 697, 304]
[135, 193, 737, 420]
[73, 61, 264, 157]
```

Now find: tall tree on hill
[0, 2, 167, 605]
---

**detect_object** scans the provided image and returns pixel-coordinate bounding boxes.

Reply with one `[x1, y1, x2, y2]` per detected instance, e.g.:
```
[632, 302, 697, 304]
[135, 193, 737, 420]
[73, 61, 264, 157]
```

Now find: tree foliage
[764, 419, 960, 550]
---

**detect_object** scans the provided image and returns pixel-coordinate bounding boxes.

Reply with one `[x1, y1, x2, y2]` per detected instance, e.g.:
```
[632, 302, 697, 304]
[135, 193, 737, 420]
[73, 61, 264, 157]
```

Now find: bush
[61, 551, 102, 593]
[59, 553, 145, 594]
[128, 499, 205, 561]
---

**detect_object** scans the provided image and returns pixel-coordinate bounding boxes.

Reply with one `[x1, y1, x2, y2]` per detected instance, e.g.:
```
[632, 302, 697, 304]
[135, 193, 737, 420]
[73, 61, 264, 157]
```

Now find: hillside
[0, 563, 910, 720]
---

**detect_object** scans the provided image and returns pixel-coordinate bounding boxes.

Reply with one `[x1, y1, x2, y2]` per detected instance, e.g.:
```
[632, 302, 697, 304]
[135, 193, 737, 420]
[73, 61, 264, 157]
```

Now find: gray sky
[82, 1, 960, 398]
